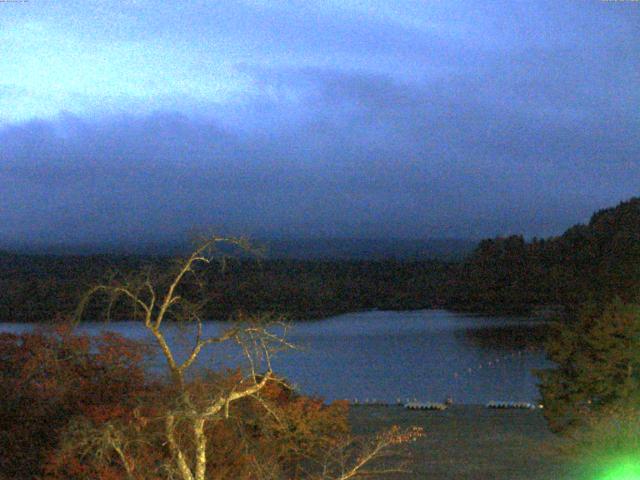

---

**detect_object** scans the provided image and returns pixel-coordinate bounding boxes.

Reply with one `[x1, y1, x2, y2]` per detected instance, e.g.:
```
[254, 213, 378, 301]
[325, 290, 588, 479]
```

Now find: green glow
[598, 459, 640, 480]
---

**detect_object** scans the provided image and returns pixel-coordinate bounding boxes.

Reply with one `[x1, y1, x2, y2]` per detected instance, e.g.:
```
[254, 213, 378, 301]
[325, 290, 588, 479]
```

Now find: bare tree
[75, 236, 422, 480]
[301, 425, 424, 480]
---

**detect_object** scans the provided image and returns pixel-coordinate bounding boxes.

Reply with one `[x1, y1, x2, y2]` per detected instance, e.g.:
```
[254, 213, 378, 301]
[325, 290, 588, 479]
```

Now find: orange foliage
[0, 322, 149, 479]
[0, 325, 354, 480]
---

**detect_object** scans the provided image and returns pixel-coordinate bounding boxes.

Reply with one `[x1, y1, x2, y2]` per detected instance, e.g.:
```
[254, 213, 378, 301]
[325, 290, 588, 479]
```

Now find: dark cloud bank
[1, 1, 638, 249]
[1, 78, 637, 249]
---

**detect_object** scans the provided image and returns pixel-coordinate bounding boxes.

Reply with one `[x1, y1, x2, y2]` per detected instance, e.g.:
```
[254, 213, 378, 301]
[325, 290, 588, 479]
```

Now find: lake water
[0, 310, 551, 404]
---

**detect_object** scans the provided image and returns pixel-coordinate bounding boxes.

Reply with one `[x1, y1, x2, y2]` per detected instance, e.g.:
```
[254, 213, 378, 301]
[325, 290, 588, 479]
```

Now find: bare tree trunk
[193, 417, 207, 480]
[166, 414, 195, 480]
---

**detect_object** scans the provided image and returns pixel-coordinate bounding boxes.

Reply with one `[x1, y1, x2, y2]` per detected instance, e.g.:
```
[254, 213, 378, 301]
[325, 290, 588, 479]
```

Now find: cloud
[1, 66, 638, 246]
[0, 1, 638, 245]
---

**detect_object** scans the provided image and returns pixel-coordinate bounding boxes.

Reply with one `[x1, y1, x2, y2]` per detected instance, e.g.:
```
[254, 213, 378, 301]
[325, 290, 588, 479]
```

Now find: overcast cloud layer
[1, 1, 639, 245]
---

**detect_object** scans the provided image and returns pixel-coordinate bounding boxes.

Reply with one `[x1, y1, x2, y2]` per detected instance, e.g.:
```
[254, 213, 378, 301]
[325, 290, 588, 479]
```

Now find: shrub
[536, 299, 640, 433]
[0, 323, 148, 479]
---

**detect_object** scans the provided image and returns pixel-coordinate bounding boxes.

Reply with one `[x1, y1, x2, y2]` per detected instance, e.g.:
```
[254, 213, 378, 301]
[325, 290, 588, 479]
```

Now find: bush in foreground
[0, 323, 147, 479]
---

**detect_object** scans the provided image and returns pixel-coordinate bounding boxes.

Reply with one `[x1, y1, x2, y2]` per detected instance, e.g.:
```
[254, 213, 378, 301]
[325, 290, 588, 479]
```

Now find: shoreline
[0, 306, 556, 324]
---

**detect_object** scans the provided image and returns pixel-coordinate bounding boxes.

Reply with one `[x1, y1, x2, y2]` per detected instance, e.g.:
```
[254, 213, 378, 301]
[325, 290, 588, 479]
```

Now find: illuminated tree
[69, 236, 422, 480]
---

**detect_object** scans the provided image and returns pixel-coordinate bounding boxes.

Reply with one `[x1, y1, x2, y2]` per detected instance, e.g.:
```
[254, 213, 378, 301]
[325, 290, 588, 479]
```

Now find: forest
[0, 255, 450, 322]
[446, 197, 640, 315]
[0, 197, 638, 323]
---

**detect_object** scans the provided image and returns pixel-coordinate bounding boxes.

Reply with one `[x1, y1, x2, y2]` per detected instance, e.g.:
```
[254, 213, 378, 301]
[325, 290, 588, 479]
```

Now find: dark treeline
[446, 197, 640, 314]
[1, 197, 638, 323]
[0, 254, 451, 322]
[202, 259, 451, 319]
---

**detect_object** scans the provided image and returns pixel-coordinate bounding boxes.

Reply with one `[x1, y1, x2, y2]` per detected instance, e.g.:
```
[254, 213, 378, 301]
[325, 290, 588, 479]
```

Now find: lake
[0, 309, 551, 404]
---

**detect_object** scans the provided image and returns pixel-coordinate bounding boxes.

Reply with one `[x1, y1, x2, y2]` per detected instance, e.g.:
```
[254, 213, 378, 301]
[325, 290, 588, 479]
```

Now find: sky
[1, 0, 639, 246]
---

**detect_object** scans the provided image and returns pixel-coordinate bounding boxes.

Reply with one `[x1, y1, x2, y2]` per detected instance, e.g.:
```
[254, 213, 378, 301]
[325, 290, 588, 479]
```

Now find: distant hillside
[261, 238, 477, 261]
[0, 237, 470, 323]
[445, 197, 640, 314]
[1, 237, 477, 261]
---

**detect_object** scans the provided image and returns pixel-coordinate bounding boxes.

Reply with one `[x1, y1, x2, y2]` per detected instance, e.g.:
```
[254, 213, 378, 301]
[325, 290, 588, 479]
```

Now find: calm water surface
[0, 310, 551, 404]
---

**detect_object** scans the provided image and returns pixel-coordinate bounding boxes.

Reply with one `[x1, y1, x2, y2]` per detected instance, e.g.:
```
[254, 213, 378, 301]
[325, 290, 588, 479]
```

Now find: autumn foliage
[1, 238, 422, 480]
[0, 322, 148, 479]
[0, 324, 379, 480]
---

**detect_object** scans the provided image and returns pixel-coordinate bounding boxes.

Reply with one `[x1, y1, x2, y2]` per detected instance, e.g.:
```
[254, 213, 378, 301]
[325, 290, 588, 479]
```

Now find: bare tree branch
[70, 235, 420, 480]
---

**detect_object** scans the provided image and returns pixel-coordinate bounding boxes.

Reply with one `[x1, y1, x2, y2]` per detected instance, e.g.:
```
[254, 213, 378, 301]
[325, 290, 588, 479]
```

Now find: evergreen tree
[536, 299, 640, 433]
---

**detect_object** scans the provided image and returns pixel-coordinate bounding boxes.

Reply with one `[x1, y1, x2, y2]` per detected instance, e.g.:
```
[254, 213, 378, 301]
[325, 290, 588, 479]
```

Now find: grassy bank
[349, 405, 585, 479]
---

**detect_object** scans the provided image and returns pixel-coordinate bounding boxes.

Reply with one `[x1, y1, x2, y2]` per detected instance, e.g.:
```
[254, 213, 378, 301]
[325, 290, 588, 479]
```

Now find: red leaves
[0, 324, 148, 479]
[1, 324, 405, 480]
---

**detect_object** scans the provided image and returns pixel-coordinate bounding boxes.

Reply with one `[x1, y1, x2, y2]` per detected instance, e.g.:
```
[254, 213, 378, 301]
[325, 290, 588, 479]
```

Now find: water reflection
[457, 323, 550, 351]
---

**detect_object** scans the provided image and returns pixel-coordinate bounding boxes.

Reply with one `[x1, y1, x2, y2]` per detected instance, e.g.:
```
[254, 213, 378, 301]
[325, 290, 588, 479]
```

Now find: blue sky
[1, 0, 639, 245]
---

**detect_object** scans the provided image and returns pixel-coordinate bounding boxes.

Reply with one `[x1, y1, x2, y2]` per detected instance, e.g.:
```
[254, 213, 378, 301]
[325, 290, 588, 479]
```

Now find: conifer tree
[537, 299, 640, 433]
